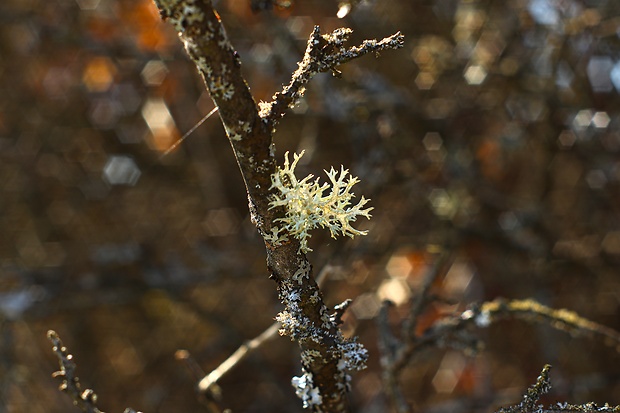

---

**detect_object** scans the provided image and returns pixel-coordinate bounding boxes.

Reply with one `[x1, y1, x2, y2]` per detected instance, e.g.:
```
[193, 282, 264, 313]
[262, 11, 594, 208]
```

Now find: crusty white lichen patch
[157, 0, 204, 33]
[158, 0, 238, 102]
[275, 259, 368, 408]
[276, 270, 325, 343]
[269, 151, 373, 253]
[200, 64, 235, 101]
[224, 124, 242, 141]
[292, 368, 322, 409]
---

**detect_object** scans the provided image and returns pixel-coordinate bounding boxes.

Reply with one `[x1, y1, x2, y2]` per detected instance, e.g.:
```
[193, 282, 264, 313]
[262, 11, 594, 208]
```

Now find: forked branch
[150, 1, 403, 412]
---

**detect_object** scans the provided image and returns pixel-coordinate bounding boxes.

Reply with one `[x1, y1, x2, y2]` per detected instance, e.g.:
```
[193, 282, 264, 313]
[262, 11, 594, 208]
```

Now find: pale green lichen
[269, 151, 372, 253]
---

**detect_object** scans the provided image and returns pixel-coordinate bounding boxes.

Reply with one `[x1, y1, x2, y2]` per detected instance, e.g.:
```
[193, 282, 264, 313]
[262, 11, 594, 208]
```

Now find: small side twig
[47, 330, 105, 413]
[195, 266, 333, 395]
[377, 251, 454, 413]
[47, 330, 143, 413]
[261, 26, 404, 127]
[497, 365, 620, 413]
[198, 322, 280, 393]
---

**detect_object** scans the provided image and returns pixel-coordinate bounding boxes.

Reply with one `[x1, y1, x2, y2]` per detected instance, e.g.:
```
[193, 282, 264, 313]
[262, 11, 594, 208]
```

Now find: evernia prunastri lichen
[269, 151, 373, 253]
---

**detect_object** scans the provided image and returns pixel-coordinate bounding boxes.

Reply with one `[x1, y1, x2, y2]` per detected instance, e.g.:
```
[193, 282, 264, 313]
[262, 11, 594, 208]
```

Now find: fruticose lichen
[269, 151, 373, 253]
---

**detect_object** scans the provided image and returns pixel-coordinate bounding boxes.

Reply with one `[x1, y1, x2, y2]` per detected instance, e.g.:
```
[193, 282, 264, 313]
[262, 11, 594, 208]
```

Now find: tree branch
[150, 2, 403, 411]
[378, 295, 620, 413]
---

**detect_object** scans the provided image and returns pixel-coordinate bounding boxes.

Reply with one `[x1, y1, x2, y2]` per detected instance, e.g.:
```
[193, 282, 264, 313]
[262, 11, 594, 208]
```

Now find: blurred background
[1, 0, 619, 412]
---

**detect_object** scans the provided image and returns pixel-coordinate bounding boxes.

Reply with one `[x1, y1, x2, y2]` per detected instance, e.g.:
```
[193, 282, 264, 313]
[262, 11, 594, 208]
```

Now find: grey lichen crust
[276, 259, 368, 409]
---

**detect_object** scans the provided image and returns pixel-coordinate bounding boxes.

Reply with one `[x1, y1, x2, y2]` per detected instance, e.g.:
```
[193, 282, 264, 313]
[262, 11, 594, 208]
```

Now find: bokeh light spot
[141, 60, 168, 86]
[464, 65, 487, 85]
[585, 169, 606, 190]
[202, 208, 241, 237]
[141, 98, 178, 151]
[385, 254, 412, 279]
[591, 111, 610, 128]
[558, 130, 576, 148]
[103, 155, 141, 186]
[415, 72, 435, 90]
[350, 293, 381, 319]
[587, 56, 614, 93]
[423, 132, 443, 151]
[82, 56, 117, 92]
[432, 352, 466, 393]
[76, 0, 101, 10]
[377, 277, 411, 306]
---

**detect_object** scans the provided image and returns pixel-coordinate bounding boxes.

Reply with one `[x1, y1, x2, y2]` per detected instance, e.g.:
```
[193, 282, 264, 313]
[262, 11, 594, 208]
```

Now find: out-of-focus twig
[198, 322, 280, 393]
[401, 251, 455, 344]
[47, 330, 142, 413]
[378, 290, 620, 413]
[377, 251, 454, 413]
[377, 301, 411, 413]
[497, 364, 620, 413]
[196, 266, 332, 395]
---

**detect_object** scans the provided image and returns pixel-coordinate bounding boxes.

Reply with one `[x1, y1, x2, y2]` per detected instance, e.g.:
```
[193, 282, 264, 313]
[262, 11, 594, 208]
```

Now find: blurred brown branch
[377, 250, 455, 413]
[378, 289, 620, 413]
[48, 330, 142, 413]
[198, 322, 280, 394]
[497, 365, 620, 413]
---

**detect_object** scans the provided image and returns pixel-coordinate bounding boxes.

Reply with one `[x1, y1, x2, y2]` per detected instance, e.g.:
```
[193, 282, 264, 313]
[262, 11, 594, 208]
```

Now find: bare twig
[174, 350, 227, 413]
[400, 298, 620, 369]
[48, 330, 142, 413]
[497, 365, 620, 413]
[464, 299, 620, 350]
[261, 26, 404, 128]
[377, 251, 454, 413]
[48, 330, 105, 413]
[198, 322, 280, 393]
